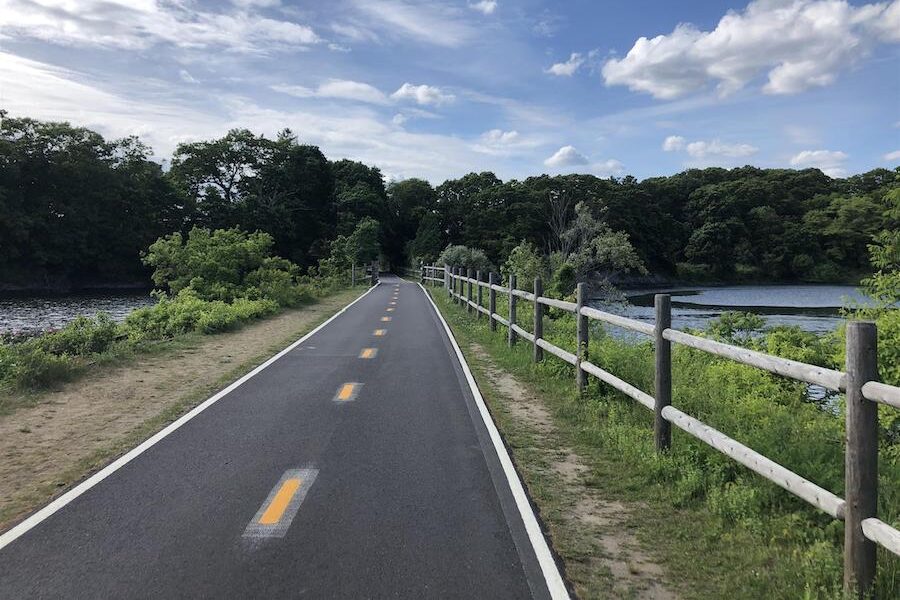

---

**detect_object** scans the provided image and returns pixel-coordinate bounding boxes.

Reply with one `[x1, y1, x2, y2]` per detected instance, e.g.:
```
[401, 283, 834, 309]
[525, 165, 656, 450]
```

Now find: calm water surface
[0, 291, 155, 335]
[594, 284, 867, 337]
[0, 284, 867, 336]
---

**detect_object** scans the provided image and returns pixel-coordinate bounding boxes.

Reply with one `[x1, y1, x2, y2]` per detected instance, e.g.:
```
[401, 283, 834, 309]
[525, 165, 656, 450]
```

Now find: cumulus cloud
[662, 135, 685, 151]
[884, 150, 900, 162]
[545, 53, 584, 76]
[790, 149, 849, 177]
[602, 0, 900, 99]
[391, 83, 455, 106]
[472, 129, 541, 156]
[469, 1, 498, 15]
[663, 136, 757, 159]
[593, 159, 625, 177]
[272, 79, 389, 104]
[0, 0, 319, 53]
[544, 145, 589, 168]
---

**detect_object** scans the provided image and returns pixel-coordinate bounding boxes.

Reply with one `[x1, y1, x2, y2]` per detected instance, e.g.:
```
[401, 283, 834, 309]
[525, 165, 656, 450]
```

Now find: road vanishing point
[0, 276, 569, 599]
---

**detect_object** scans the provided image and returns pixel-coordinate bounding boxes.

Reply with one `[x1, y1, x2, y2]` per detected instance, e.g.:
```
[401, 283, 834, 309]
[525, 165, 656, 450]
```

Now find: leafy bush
[1, 345, 79, 390]
[437, 244, 493, 273]
[143, 227, 303, 303]
[34, 314, 118, 356]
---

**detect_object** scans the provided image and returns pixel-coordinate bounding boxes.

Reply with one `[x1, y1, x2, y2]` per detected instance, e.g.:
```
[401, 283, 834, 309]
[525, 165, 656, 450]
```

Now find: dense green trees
[0, 115, 897, 290]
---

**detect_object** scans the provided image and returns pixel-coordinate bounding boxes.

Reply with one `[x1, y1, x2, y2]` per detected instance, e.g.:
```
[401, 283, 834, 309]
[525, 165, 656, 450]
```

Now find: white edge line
[0, 284, 380, 551]
[418, 283, 570, 600]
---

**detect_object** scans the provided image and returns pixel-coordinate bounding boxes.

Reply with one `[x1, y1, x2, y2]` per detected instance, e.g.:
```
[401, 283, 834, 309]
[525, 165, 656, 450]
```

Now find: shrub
[34, 314, 118, 356]
[437, 244, 493, 273]
[5, 346, 79, 390]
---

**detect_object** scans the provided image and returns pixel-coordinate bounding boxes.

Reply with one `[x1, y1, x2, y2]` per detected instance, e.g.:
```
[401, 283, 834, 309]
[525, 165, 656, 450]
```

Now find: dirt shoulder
[0, 287, 363, 531]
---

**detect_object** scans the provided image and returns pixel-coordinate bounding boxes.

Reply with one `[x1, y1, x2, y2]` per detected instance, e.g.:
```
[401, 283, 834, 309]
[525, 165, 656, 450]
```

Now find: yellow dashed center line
[386, 307, 395, 312]
[258, 478, 302, 525]
[337, 383, 356, 401]
[374, 329, 386, 336]
[359, 348, 377, 359]
[381, 316, 391, 322]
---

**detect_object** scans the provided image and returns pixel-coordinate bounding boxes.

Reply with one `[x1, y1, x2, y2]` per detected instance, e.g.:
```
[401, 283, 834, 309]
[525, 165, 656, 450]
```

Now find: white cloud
[391, 83, 455, 106]
[544, 145, 589, 168]
[351, 0, 473, 47]
[662, 135, 685, 151]
[469, 1, 498, 15]
[545, 53, 584, 76]
[330, 22, 379, 43]
[0, 0, 319, 53]
[592, 159, 625, 177]
[472, 129, 541, 156]
[662, 136, 757, 159]
[790, 149, 849, 177]
[684, 140, 757, 159]
[0, 51, 506, 183]
[272, 79, 389, 104]
[602, 0, 900, 99]
[481, 129, 520, 145]
[328, 43, 351, 52]
[884, 150, 900, 162]
[179, 69, 199, 84]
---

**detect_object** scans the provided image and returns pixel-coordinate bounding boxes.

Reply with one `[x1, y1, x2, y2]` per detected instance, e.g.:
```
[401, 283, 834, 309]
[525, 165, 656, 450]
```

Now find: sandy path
[0, 289, 361, 531]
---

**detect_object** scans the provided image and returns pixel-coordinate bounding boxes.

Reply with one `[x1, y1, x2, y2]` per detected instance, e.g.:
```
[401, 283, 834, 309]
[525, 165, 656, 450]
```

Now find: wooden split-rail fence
[420, 263, 900, 598]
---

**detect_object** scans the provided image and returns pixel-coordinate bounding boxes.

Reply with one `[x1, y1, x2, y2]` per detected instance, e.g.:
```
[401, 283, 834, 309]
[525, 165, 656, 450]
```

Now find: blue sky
[0, 0, 898, 182]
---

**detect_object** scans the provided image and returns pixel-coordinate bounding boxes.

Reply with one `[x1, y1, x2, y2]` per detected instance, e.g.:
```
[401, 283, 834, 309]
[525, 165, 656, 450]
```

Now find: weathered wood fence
[422, 263, 900, 597]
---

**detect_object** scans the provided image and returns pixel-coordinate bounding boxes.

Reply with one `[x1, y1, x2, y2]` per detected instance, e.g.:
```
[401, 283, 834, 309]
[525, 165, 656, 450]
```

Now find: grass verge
[427, 285, 898, 599]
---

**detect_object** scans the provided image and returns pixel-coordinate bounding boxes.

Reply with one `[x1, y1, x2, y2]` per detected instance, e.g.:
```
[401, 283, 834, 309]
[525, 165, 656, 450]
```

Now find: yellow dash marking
[374, 329, 386, 336]
[359, 348, 377, 359]
[259, 478, 302, 525]
[381, 316, 391, 322]
[386, 307, 395, 312]
[337, 383, 356, 401]
[390, 301, 397, 305]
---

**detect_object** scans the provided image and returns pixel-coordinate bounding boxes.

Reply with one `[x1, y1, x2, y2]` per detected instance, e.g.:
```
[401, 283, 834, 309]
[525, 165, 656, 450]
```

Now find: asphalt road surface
[0, 276, 566, 599]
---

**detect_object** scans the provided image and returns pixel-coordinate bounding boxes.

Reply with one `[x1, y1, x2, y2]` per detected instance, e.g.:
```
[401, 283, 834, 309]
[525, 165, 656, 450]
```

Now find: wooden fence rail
[427, 264, 900, 598]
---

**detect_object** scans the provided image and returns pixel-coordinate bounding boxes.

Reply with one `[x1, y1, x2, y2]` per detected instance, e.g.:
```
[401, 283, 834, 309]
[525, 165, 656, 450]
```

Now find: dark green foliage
[2, 115, 897, 290]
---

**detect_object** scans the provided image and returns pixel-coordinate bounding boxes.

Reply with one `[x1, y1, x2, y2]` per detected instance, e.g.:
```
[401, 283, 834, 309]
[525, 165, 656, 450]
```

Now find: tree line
[0, 113, 897, 290]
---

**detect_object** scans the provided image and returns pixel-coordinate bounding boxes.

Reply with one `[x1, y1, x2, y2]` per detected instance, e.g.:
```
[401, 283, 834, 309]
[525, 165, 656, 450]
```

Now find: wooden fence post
[445, 264, 450, 296]
[533, 277, 543, 362]
[576, 282, 588, 393]
[489, 272, 497, 332]
[844, 321, 878, 598]
[467, 268, 474, 314]
[508, 274, 517, 347]
[420, 264, 425, 284]
[451, 267, 457, 303]
[654, 294, 672, 452]
[475, 270, 483, 319]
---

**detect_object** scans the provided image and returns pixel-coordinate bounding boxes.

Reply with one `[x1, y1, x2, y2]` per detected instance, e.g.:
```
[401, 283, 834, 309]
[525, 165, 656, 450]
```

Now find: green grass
[429, 287, 899, 599]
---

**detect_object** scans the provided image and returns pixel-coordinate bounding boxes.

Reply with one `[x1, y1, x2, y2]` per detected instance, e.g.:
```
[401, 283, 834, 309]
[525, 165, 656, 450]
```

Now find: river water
[0, 291, 155, 335]
[594, 284, 869, 337]
[0, 284, 869, 336]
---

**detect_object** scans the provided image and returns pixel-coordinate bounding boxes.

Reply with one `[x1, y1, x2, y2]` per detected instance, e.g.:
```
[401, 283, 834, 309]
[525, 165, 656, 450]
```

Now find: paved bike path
[0, 276, 563, 599]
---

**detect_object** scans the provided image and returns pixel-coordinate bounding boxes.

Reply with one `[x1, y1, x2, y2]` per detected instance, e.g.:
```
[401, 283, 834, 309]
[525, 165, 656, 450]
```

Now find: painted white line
[418, 283, 570, 600]
[243, 468, 318, 539]
[0, 284, 380, 551]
